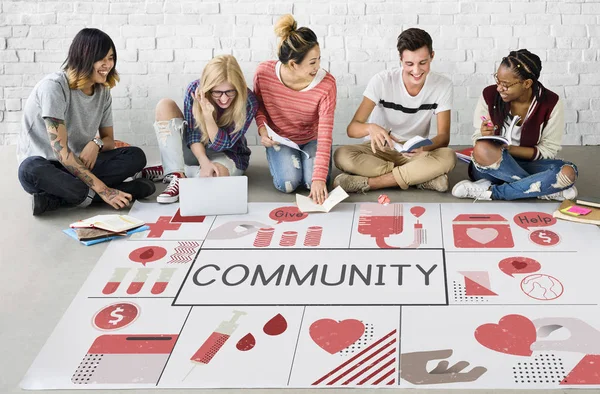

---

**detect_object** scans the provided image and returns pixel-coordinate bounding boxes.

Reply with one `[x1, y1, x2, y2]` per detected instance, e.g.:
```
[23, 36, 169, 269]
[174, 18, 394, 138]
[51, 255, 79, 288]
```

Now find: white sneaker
[538, 186, 578, 202]
[452, 179, 493, 201]
[157, 176, 180, 204]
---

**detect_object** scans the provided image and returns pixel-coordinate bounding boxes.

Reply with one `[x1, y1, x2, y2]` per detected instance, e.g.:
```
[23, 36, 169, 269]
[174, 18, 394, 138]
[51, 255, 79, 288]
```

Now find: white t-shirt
[275, 61, 326, 92]
[363, 69, 452, 141]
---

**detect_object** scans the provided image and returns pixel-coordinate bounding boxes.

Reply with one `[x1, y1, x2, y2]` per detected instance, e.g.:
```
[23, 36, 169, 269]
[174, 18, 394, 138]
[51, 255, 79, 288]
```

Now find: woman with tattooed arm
[17, 28, 155, 215]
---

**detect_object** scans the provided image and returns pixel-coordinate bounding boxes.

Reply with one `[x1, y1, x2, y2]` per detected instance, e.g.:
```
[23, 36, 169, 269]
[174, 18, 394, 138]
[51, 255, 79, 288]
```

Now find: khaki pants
[333, 142, 456, 189]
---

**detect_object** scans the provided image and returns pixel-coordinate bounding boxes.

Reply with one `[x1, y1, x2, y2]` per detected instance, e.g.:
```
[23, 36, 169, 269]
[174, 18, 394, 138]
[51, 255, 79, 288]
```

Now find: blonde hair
[274, 14, 318, 65]
[192, 55, 248, 144]
[66, 68, 119, 90]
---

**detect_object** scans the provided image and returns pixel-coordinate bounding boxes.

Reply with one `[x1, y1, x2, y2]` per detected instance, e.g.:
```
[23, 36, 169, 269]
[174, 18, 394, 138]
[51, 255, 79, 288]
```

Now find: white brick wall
[0, 0, 599, 147]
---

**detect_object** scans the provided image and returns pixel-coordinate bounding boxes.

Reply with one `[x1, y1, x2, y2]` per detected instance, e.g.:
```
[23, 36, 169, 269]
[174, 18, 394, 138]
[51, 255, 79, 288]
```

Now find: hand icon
[531, 318, 600, 355]
[207, 221, 269, 240]
[401, 349, 487, 385]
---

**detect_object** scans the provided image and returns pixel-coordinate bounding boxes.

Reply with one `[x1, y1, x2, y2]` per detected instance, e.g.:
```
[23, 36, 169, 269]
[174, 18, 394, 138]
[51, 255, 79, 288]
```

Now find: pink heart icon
[475, 314, 537, 356]
[466, 228, 499, 244]
[309, 319, 365, 354]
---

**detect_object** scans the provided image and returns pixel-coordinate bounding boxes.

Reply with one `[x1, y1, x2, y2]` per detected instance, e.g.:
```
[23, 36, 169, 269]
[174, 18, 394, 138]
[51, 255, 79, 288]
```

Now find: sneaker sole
[157, 195, 179, 204]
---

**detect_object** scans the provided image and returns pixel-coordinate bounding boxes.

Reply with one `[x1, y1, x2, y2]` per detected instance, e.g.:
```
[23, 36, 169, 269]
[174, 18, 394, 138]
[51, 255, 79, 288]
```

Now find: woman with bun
[253, 14, 337, 205]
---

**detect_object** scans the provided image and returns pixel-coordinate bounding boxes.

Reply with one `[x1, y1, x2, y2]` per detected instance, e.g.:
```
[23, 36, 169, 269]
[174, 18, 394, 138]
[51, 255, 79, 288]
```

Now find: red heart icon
[309, 319, 365, 354]
[475, 314, 536, 356]
[512, 261, 527, 270]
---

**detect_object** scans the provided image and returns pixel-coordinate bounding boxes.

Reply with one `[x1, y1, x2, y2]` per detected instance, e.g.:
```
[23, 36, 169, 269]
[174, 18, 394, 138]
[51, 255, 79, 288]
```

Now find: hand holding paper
[296, 186, 349, 213]
[264, 123, 309, 158]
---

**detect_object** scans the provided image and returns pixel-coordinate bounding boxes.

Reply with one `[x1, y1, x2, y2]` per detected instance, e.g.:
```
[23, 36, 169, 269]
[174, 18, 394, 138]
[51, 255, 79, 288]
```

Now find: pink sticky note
[567, 205, 592, 215]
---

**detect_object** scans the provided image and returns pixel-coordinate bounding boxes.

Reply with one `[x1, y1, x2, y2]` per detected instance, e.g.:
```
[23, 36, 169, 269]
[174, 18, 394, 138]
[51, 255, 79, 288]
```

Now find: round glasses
[210, 89, 237, 99]
[493, 73, 523, 91]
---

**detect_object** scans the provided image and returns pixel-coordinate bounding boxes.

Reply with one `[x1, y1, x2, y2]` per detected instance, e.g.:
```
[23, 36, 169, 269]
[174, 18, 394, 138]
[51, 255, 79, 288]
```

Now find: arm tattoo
[44, 117, 68, 159]
[98, 187, 118, 201]
[45, 117, 94, 188]
[65, 161, 95, 188]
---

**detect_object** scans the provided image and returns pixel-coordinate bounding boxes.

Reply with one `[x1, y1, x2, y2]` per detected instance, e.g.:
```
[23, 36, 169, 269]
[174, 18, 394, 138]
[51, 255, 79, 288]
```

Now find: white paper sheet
[264, 123, 310, 158]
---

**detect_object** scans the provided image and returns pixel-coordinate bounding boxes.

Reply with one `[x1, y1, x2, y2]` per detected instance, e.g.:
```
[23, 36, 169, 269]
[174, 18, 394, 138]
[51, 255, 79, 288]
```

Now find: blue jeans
[266, 140, 331, 193]
[469, 148, 578, 200]
[18, 147, 147, 205]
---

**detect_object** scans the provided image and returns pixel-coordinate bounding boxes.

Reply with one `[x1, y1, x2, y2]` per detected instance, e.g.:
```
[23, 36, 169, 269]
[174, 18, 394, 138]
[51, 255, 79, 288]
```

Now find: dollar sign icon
[529, 229, 560, 246]
[538, 231, 552, 244]
[109, 307, 125, 325]
[93, 302, 139, 331]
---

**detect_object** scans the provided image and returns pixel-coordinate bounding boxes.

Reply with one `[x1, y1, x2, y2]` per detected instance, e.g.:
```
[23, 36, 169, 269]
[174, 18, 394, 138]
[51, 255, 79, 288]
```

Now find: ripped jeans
[469, 148, 578, 200]
[266, 140, 331, 193]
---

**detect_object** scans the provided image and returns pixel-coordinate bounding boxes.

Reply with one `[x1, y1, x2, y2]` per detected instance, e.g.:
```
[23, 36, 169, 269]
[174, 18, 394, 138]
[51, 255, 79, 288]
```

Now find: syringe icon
[183, 310, 246, 381]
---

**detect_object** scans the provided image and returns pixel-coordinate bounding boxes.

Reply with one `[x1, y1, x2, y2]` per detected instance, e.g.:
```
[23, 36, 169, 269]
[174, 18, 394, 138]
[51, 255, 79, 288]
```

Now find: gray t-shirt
[17, 71, 113, 165]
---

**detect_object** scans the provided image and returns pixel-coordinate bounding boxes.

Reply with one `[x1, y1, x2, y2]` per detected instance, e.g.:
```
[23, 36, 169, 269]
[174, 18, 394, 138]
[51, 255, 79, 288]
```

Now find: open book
[477, 115, 520, 145]
[392, 135, 433, 153]
[70, 215, 145, 233]
[296, 186, 349, 213]
[264, 123, 309, 159]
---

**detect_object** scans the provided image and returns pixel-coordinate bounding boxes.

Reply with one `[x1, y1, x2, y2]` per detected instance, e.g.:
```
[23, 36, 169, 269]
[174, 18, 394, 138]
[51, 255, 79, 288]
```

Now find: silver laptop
[178, 176, 248, 216]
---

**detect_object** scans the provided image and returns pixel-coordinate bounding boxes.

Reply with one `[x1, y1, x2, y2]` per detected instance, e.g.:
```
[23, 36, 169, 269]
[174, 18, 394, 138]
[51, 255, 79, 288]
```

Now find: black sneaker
[32, 193, 62, 216]
[116, 178, 156, 201]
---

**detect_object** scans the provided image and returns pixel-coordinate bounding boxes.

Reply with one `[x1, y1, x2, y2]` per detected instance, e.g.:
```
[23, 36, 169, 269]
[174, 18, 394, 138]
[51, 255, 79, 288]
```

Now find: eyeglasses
[493, 73, 523, 91]
[210, 89, 237, 99]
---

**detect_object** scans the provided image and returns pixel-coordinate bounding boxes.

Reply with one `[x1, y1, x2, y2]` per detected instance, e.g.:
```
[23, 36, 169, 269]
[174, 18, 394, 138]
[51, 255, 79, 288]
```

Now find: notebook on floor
[178, 176, 248, 216]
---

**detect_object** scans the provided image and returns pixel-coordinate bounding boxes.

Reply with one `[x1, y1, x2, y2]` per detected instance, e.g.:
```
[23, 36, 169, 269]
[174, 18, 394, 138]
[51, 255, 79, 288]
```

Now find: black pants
[18, 147, 147, 206]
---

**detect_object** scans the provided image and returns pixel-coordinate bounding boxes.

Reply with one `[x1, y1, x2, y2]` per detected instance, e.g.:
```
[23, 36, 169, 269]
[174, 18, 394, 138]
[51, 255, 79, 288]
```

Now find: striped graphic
[279, 231, 298, 247]
[166, 241, 200, 264]
[253, 227, 275, 248]
[304, 226, 323, 247]
[312, 329, 398, 386]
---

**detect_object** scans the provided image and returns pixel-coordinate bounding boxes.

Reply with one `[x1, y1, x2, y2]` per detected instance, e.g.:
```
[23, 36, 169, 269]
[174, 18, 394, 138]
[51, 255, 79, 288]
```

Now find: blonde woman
[254, 14, 337, 205]
[17, 28, 153, 215]
[143, 55, 258, 203]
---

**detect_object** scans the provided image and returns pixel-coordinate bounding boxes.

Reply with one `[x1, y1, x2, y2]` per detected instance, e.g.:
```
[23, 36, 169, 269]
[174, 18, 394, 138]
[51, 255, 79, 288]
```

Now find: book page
[296, 186, 349, 213]
[71, 215, 144, 232]
[394, 135, 432, 153]
[94, 215, 144, 232]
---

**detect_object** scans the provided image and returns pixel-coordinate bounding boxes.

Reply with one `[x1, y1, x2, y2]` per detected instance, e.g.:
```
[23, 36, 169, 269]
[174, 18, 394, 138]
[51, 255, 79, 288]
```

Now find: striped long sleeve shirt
[184, 80, 257, 171]
[253, 60, 337, 182]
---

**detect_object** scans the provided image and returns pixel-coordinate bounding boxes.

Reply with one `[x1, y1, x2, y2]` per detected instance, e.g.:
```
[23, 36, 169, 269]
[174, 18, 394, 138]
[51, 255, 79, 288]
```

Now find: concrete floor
[1, 144, 599, 394]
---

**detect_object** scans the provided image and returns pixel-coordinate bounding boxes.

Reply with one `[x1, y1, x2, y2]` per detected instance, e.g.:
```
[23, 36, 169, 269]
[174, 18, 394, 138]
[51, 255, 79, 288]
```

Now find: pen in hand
[480, 116, 493, 127]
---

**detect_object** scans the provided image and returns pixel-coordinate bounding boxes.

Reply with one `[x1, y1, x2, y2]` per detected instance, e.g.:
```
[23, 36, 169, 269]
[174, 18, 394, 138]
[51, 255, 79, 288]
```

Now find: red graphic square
[452, 214, 514, 248]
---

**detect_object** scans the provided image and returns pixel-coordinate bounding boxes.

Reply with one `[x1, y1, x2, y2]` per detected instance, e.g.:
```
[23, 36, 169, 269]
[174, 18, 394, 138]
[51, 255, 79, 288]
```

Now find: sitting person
[333, 28, 456, 194]
[452, 49, 578, 201]
[143, 54, 258, 203]
[254, 14, 337, 205]
[17, 28, 154, 216]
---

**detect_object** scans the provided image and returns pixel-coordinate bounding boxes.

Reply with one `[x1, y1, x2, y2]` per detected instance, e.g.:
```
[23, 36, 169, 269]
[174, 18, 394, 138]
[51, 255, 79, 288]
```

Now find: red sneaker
[140, 165, 164, 182]
[157, 175, 180, 204]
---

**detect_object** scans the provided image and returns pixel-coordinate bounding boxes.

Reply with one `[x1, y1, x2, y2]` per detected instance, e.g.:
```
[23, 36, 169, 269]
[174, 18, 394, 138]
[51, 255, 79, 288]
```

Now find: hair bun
[274, 14, 297, 39]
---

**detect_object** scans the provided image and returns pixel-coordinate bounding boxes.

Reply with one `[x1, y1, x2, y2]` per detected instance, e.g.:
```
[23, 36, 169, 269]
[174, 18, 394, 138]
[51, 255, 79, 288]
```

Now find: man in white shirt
[333, 28, 456, 193]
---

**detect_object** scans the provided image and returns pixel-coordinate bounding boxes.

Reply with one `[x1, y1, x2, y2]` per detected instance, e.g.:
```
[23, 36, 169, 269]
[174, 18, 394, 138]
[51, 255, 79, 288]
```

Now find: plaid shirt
[183, 80, 257, 171]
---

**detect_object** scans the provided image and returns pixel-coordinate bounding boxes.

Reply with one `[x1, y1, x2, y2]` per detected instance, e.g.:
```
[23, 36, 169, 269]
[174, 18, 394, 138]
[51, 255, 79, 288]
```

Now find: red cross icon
[146, 216, 181, 238]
